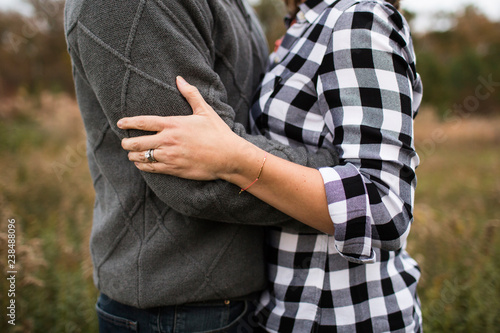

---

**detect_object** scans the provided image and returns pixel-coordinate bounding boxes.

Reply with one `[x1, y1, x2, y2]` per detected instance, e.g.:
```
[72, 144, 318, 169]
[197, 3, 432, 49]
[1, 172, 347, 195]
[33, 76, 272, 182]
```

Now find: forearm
[143, 143, 336, 226]
[129, 113, 338, 226]
[220, 138, 334, 234]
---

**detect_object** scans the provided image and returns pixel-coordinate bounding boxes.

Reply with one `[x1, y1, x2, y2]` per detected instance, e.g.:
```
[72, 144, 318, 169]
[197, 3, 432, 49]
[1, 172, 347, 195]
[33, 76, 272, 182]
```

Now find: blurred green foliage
[413, 6, 500, 117]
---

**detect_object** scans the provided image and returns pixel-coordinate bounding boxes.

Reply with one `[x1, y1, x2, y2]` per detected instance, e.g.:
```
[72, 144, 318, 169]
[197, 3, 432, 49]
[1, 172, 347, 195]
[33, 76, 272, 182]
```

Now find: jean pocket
[96, 303, 138, 332]
[198, 301, 251, 333]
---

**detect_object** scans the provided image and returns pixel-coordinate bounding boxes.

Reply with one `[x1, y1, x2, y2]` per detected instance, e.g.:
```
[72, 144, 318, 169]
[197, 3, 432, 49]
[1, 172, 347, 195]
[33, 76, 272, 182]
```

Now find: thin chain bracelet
[238, 152, 268, 195]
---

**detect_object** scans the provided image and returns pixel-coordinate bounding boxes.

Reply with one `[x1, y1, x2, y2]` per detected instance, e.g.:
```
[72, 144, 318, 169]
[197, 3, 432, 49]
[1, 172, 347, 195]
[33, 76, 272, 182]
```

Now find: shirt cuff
[319, 164, 376, 264]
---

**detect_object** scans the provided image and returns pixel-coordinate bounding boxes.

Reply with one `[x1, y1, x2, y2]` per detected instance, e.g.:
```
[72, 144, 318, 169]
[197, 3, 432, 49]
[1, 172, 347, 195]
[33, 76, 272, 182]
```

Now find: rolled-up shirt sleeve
[317, 2, 422, 263]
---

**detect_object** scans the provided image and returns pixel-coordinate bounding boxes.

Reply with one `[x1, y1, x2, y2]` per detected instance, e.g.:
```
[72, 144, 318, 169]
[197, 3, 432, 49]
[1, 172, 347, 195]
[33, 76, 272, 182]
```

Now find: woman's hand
[118, 76, 255, 181]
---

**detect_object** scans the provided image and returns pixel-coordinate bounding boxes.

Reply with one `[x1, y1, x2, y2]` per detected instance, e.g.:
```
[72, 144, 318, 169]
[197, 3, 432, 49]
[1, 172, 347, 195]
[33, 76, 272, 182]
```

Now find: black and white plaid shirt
[250, 0, 423, 331]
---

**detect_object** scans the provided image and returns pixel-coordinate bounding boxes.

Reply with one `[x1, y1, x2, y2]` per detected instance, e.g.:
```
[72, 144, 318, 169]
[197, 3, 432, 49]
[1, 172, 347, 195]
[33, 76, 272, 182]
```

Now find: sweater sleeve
[66, 0, 338, 225]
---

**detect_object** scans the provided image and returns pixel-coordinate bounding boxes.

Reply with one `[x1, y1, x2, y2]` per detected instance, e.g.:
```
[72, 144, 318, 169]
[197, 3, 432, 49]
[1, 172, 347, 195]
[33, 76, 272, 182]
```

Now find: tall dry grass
[0, 93, 96, 332]
[1, 96, 499, 332]
[410, 109, 500, 332]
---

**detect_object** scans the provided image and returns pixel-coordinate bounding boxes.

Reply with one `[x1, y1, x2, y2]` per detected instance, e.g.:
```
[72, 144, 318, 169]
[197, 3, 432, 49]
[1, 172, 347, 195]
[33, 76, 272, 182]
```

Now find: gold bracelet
[238, 152, 268, 195]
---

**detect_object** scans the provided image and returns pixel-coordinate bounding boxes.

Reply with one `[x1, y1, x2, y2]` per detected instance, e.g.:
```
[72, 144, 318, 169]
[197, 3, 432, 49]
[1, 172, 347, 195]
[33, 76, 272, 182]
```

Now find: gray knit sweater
[64, 0, 338, 308]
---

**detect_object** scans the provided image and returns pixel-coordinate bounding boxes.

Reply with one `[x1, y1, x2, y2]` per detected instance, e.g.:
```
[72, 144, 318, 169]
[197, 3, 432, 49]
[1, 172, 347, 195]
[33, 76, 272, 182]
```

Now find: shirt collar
[299, 0, 338, 24]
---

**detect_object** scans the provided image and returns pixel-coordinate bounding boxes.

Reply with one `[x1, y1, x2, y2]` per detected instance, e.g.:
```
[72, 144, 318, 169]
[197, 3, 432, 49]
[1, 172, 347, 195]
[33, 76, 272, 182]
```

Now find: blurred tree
[0, 1, 499, 116]
[415, 6, 500, 116]
[0, 0, 72, 97]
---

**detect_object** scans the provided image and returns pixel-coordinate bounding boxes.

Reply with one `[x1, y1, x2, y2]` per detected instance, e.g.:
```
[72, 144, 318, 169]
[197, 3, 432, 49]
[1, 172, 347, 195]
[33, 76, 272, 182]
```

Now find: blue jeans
[96, 294, 265, 333]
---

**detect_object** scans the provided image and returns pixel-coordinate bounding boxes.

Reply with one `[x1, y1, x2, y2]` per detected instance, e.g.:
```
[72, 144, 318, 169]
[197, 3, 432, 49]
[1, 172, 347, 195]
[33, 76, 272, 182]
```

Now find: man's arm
[65, 0, 337, 226]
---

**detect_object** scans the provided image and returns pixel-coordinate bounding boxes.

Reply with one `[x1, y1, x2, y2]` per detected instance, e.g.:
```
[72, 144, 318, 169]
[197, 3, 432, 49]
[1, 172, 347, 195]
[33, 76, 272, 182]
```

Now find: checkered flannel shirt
[250, 0, 423, 331]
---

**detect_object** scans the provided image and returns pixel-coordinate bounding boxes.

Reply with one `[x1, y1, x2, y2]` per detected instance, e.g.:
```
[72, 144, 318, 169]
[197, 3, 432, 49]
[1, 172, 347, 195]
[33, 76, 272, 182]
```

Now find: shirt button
[274, 56, 280, 64]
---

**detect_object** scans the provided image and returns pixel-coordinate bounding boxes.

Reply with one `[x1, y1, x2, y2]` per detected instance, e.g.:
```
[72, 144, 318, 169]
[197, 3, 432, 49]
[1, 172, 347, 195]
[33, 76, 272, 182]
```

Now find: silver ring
[145, 149, 157, 163]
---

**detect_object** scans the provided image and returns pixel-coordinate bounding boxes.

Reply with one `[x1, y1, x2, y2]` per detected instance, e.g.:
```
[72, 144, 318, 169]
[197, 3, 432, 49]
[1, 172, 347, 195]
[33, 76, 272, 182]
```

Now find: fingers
[118, 77, 213, 134]
[127, 151, 152, 163]
[127, 149, 164, 175]
[129, 151, 165, 173]
[121, 135, 161, 152]
[117, 116, 166, 132]
[176, 76, 208, 114]
[134, 162, 164, 174]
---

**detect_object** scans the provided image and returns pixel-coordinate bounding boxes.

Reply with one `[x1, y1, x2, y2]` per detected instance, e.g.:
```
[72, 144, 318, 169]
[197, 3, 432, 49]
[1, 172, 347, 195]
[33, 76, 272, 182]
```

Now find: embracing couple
[64, 0, 422, 331]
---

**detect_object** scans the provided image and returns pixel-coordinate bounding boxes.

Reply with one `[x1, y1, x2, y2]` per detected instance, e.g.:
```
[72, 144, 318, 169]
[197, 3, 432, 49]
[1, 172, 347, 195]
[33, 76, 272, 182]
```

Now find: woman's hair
[285, 0, 400, 17]
[385, 0, 400, 9]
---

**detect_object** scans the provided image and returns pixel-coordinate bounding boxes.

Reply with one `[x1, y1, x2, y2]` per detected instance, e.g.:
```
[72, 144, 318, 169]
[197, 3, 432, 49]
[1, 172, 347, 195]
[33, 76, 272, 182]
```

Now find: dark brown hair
[385, 0, 400, 9]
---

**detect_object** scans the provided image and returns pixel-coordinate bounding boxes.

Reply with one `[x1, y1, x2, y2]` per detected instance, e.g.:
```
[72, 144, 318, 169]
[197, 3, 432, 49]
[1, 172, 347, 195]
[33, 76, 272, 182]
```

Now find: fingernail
[117, 120, 123, 127]
[177, 76, 187, 86]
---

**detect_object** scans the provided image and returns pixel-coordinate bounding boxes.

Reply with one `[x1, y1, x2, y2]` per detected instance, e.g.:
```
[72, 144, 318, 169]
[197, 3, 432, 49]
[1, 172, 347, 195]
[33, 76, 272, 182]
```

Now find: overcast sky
[1, 0, 499, 32]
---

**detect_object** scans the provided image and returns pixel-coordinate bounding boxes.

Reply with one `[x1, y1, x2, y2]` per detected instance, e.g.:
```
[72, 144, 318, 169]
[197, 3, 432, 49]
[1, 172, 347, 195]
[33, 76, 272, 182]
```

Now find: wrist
[217, 139, 266, 187]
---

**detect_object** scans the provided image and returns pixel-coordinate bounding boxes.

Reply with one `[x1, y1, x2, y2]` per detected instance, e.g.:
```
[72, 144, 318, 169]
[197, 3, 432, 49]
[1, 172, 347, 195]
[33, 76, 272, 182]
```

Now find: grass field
[1, 94, 499, 332]
[411, 111, 500, 332]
